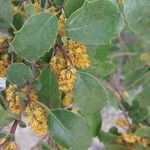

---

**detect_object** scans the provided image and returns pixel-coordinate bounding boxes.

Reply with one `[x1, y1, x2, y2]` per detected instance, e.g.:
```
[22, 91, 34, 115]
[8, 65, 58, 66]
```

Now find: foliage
[0, 0, 150, 149]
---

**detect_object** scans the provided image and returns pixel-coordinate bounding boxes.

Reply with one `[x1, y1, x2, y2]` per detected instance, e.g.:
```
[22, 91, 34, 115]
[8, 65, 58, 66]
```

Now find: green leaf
[48, 109, 92, 150]
[98, 130, 117, 144]
[11, 12, 58, 61]
[124, 0, 150, 48]
[40, 142, 52, 150]
[64, 0, 85, 18]
[73, 71, 109, 115]
[66, 0, 125, 45]
[19, 120, 27, 128]
[54, 0, 64, 6]
[24, 0, 35, 17]
[38, 67, 61, 108]
[0, 0, 13, 28]
[135, 127, 150, 139]
[85, 61, 116, 78]
[105, 144, 127, 150]
[0, 105, 12, 127]
[87, 113, 101, 136]
[6, 63, 34, 85]
[47, 111, 71, 148]
[87, 45, 110, 62]
[13, 13, 24, 30]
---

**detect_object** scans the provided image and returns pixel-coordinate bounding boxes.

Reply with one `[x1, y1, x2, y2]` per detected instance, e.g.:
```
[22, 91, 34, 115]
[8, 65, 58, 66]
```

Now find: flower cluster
[3, 141, 17, 150]
[64, 39, 90, 68]
[5, 84, 48, 135]
[0, 54, 10, 77]
[115, 117, 129, 128]
[58, 14, 66, 37]
[5, 84, 21, 114]
[117, 133, 148, 147]
[0, 34, 7, 53]
[25, 104, 48, 136]
[50, 39, 90, 107]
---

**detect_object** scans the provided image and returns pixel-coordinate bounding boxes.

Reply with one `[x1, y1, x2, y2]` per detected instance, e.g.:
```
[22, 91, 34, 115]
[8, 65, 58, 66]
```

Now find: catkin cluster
[115, 118, 149, 147]
[0, 54, 10, 77]
[0, 35, 10, 77]
[25, 104, 48, 136]
[117, 133, 148, 147]
[3, 141, 17, 150]
[50, 39, 90, 107]
[5, 84, 48, 135]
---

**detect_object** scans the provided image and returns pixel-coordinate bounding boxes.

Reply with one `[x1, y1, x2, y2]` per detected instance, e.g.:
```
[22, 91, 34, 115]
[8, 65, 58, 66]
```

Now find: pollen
[122, 133, 137, 144]
[64, 39, 90, 68]
[4, 141, 17, 150]
[58, 67, 77, 92]
[115, 117, 129, 128]
[33, 2, 42, 14]
[25, 104, 48, 136]
[62, 92, 73, 107]
[58, 14, 66, 37]
[50, 53, 67, 76]
[45, 6, 57, 14]
[5, 84, 21, 114]
[0, 54, 10, 77]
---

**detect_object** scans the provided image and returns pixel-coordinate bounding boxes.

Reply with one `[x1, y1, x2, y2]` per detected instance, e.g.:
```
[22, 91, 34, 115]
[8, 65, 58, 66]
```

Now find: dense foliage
[0, 0, 150, 149]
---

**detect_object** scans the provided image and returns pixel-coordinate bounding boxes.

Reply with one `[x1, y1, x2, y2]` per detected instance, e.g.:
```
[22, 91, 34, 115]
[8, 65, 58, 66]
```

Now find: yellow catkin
[0, 34, 7, 46]
[25, 104, 48, 136]
[33, 2, 42, 14]
[115, 117, 129, 128]
[21, 88, 38, 103]
[0, 54, 10, 77]
[5, 84, 21, 114]
[137, 137, 148, 148]
[117, 133, 148, 147]
[58, 14, 66, 37]
[64, 39, 90, 68]
[122, 133, 137, 144]
[58, 67, 77, 92]
[4, 142, 17, 150]
[140, 52, 149, 62]
[50, 53, 67, 76]
[12, 5, 19, 15]
[63, 92, 73, 107]
[5, 85, 38, 113]
[45, 6, 57, 14]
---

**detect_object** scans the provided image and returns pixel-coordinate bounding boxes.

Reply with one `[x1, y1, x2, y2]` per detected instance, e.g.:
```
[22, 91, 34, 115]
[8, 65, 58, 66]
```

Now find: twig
[109, 52, 137, 58]
[102, 80, 133, 130]
[31, 61, 38, 77]
[55, 43, 73, 66]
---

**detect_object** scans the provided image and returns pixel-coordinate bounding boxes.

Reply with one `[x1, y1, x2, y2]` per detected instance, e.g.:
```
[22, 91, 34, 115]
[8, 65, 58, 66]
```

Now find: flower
[63, 92, 73, 107]
[5, 84, 21, 114]
[45, 6, 57, 14]
[115, 117, 129, 128]
[58, 67, 77, 92]
[122, 133, 137, 144]
[140, 52, 149, 62]
[50, 53, 67, 76]
[4, 141, 17, 150]
[58, 14, 66, 37]
[64, 39, 90, 68]
[0, 54, 10, 77]
[33, 2, 42, 14]
[25, 104, 48, 136]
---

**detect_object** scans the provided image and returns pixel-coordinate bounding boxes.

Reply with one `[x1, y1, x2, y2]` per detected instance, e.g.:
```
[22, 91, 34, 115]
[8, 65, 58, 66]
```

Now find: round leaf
[66, 0, 125, 45]
[11, 12, 58, 61]
[6, 63, 34, 85]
